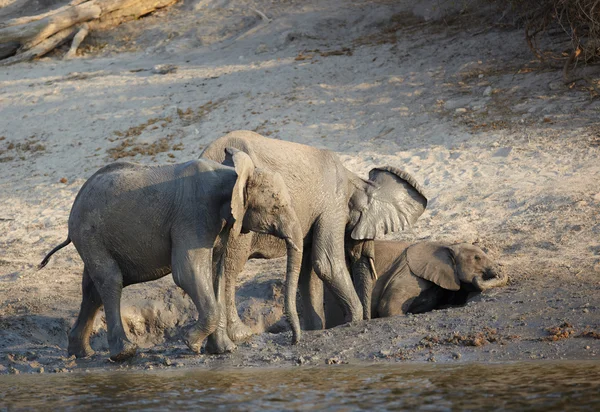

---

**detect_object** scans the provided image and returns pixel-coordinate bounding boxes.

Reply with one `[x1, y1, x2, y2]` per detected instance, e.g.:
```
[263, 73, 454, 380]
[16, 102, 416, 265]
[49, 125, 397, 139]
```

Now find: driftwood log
[0, 0, 178, 65]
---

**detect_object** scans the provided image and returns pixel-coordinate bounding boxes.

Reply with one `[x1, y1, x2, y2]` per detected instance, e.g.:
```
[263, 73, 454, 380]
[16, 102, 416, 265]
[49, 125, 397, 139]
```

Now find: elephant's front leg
[205, 248, 237, 354]
[220, 233, 256, 343]
[171, 243, 221, 353]
[311, 215, 363, 324]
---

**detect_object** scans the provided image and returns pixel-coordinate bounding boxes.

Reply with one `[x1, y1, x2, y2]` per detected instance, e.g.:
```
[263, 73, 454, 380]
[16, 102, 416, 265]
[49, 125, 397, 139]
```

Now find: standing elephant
[201, 130, 427, 346]
[318, 240, 508, 327]
[38, 150, 303, 361]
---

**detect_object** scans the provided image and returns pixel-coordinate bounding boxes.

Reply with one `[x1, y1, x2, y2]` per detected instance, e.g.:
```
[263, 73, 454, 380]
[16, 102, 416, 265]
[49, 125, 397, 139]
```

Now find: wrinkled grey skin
[201, 131, 427, 345]
[38, 150, 301, 361]
[318, 240, 508, 327]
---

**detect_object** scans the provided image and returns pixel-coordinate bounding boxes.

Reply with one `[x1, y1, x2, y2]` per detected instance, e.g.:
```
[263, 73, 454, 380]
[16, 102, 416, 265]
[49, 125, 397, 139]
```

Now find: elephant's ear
[350, 166, 427, 240]
[223, 147, 255, 237]
[406, 242, 460, 291]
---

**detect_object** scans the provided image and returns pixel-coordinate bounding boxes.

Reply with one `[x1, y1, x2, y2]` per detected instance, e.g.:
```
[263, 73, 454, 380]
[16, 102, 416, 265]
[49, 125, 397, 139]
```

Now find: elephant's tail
[38, 237, 71, 269]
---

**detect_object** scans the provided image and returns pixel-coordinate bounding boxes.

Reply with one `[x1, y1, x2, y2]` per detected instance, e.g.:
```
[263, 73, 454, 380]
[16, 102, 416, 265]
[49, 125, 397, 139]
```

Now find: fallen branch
[65, 23, 89, 59]
[252, 8, 271, 23]
[0, 0, 90, 29]
[22, 4, 101, 50]
[0, 0, 179, 65]
[87, 0, 178, 31]
[0, 41, 19, 60]
[0, 26, 77, 66]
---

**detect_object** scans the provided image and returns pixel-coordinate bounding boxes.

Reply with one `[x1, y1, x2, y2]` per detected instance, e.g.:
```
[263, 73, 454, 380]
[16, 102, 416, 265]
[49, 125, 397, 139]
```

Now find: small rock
[38, 367, 44, 374]
[255, 44, 268, 54]
[452, 352, 462, 360]
[585, 346, 591, 350]
[60, 177, 68, 184]
[325, 357, 344, 365]
[427, 356, 436, 362]
[583, 308, 589, 313]
[455, 108, 467, 113]
[152, 64, 177, 75]
[64, 360, 77, 368]
[9, 366, 19, 375]
[163, 358, 172, 366]
[483, 86, 492, 96]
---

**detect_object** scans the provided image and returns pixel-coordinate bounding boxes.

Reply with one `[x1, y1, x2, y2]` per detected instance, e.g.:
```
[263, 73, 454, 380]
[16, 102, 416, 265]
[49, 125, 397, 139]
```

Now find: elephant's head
[346, 166, 428, 319]
[224, 148, 304, 342]
[406, 242, 508, 292]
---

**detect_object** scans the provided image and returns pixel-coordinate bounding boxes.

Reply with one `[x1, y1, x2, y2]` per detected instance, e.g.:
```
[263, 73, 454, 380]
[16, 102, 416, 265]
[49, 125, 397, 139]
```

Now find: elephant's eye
[474, 255, 481, 261]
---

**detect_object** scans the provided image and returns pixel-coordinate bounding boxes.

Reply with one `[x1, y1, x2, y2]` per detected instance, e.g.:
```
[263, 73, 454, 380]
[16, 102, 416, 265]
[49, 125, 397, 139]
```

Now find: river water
[1, 361, 599, 410]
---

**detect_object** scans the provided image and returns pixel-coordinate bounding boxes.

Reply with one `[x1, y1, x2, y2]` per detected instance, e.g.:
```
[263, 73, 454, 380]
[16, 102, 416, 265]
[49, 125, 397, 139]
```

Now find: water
[1, 362, 599, 411]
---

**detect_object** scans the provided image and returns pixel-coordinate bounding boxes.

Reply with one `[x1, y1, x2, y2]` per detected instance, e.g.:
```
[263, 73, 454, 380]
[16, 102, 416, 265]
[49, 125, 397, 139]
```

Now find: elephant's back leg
[377, 276, 430, 317]
[83, 251, 137, 361]
[298, 250, 326, 330]
[406, 286, 446, 314]
[68, 266, 103, 358]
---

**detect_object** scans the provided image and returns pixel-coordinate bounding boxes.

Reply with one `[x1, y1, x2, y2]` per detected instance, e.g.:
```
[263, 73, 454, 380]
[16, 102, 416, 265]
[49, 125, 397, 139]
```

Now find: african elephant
[38, 150, 303, 361]
[200, 130, 427, 346]
[317, 240, 508, 327]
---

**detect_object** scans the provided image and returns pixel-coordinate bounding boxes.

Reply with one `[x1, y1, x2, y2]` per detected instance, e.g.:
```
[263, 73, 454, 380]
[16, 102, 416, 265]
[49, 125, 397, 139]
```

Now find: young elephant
[201, 131, 427, 345]
[38, 150, 303, 361]
[370, 241, 507, 318]
[310, 240, 508, 328]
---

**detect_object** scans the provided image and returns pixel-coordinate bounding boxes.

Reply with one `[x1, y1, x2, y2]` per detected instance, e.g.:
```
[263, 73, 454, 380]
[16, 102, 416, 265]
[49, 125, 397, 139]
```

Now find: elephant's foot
[109, 340, 138, 362]
[345, 300, 364, 323]
[227, 319, 255, 343]
[205, 331, 237, 355]
[183, 327, 209, 354]
[67, 340, 95, 359]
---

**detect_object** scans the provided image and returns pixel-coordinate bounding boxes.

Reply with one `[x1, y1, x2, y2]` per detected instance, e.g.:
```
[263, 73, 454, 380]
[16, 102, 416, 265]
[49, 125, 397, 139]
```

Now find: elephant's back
[67, 162, 178, 241]
[374, 240, 411, 274]
[201, 131, 335, 170]
[72, 162, 162, 208]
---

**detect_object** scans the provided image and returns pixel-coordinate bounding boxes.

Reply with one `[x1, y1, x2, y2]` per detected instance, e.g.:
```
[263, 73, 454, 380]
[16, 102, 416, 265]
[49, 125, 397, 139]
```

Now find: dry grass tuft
[510, 0, 600, 90]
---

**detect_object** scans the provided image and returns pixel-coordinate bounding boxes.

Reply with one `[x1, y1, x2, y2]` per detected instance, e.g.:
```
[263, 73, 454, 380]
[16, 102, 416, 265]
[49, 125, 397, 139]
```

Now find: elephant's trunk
[352, 257, 375, 320]
[473, 267, 508, 291]
[347, 239, 376, 320]
[283, 220, 303, 344]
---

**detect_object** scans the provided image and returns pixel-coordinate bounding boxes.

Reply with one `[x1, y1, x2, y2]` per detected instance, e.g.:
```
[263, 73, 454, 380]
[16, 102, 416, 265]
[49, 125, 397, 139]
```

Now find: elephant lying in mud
[201, 131, 427, 346]
[38, 151, 304, 361]
[313, 240, 508, 327]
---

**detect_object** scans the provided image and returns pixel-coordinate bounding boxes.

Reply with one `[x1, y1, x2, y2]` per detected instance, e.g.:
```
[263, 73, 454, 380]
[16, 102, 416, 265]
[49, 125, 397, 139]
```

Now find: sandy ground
[1, 0, 599, 374]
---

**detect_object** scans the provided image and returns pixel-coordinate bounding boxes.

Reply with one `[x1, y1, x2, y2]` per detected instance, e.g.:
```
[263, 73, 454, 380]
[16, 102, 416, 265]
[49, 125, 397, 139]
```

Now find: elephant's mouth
[474, 267, 508, 291]
[482, 268, 499, 280]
